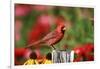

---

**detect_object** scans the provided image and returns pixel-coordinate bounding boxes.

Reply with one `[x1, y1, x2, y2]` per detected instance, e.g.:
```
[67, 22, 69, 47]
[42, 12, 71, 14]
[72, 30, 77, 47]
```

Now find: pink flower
[24, 49, 32, 59]
[32, 5, 53, 11]
[35, 49, 43, 59]
[15, 4, 32, 16]
[15, 33, 20, 41]
[15, 20, 23, 41]
[37, 14, 54, 25]
[15, 20, 22, 33]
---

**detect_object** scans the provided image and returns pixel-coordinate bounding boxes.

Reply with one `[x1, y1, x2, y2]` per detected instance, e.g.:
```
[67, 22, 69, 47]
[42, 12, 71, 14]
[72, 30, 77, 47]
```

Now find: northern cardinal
[26, 18, 66, 50]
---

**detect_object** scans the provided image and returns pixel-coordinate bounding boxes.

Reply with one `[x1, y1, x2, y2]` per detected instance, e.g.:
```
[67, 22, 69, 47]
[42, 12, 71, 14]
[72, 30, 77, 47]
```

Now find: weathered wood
[52, 50, 74, 63]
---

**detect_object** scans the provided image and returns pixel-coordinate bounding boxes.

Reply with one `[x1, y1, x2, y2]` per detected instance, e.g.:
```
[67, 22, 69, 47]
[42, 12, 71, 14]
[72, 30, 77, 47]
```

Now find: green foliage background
[15, 5, 94, 64]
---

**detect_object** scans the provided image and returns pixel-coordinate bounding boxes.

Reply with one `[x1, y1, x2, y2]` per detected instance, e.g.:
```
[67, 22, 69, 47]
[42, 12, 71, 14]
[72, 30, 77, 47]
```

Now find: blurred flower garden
[15, 4, 94, 65]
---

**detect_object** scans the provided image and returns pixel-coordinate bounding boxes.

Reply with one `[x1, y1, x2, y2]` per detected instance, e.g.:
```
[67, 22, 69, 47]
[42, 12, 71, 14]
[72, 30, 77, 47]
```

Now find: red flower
[73, 43, 94, 61]
[15, 48, 25, 57]
[73, 46, 85, 56]
[27, 14, 53, 45]
[85, 54, 94, 61]
[15, 48, 31, 59]
[83, 43, 94, 61]
[84, 43, 94, 53]
[15, 48, 32, 65]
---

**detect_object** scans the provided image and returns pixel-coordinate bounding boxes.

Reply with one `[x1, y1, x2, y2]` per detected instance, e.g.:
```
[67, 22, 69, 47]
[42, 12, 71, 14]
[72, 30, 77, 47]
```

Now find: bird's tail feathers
[26, 40, 44, 49]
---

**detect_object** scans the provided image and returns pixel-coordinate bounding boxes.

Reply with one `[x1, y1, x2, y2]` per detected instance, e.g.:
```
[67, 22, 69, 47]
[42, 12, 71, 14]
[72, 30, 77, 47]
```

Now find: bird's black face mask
[61, 26, 66, 34]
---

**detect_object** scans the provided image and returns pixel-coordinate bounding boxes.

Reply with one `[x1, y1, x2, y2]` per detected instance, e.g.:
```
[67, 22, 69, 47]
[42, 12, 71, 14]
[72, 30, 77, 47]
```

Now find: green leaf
[40, 46, 52, 55]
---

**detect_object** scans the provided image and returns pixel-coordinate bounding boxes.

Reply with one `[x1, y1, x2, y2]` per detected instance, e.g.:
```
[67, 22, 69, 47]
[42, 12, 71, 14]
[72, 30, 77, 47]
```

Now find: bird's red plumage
[26, 17, 66, 49]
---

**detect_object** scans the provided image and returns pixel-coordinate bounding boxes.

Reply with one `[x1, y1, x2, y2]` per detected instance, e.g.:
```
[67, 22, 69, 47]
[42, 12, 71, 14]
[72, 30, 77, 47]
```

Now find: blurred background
[15, 4, 94, 65]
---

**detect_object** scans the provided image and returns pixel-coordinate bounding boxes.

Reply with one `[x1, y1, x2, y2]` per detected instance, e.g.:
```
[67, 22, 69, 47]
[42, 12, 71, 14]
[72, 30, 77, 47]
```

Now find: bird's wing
[42, 30, 58, 41]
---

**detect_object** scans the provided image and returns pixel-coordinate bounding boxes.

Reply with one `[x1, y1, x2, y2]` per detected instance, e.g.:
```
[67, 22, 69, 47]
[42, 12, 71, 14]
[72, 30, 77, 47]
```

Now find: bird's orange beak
[63, 27, 66, 31]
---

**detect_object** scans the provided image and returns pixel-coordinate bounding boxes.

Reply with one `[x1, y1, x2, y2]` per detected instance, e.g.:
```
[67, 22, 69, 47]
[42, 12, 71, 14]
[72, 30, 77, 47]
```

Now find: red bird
[26, 18, 66, 50]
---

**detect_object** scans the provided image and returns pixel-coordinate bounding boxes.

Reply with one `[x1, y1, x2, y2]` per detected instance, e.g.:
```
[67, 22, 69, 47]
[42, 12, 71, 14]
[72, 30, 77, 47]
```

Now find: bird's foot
[51, 45, 56, 50]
